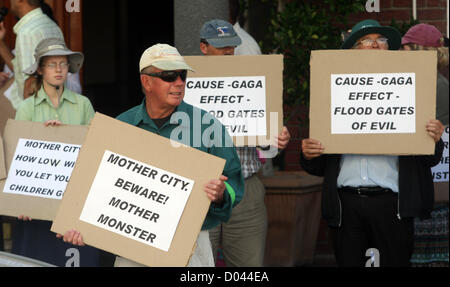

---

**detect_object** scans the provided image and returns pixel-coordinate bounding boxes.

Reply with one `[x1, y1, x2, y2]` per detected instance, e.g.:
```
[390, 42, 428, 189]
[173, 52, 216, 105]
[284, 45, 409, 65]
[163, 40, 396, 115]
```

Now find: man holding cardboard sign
[61, 44, 244, 267]
[300, 19, 445, 267]
[198, 19, 290, 267]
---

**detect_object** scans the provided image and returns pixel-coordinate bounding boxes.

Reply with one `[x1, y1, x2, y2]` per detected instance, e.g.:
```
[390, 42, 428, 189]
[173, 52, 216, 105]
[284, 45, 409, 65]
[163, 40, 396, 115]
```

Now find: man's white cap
[139, 44, 194, 73]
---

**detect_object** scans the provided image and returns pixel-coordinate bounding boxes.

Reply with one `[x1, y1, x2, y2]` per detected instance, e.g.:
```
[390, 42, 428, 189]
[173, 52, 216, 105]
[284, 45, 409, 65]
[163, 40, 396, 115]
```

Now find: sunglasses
[143, 70, 188, 82]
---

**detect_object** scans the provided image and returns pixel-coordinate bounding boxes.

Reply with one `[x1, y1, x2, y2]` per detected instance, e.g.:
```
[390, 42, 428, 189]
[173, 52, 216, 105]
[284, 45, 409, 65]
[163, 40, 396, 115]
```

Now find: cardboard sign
[433, 126, 449, 203]
[3, 139, 81, 200]
[183, 55, 284, 147]
[0, 78, 16, 134]
[310, 50, 437, 155]
[0, 136, 5, 181]
[51, 113, 226, 267]
[0, 120, 87, 221]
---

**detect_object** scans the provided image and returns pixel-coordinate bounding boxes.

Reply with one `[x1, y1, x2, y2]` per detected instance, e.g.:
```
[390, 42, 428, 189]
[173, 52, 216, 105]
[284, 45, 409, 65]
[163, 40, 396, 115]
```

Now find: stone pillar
[174, 0, 229, 56]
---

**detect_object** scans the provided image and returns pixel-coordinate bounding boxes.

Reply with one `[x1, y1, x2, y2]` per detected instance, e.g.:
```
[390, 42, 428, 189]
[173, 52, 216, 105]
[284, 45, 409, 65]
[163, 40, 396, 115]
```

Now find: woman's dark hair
[30, 57, 48, 97]
[31, 74, 43, 97]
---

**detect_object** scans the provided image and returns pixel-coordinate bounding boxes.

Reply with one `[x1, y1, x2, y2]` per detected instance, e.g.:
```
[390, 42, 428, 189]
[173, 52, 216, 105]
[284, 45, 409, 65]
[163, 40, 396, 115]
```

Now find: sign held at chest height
[183, 55, 284, 148]
[310, 50, 438, 155]
[0, 120, 87, 221]
[51, 113, 226, 267]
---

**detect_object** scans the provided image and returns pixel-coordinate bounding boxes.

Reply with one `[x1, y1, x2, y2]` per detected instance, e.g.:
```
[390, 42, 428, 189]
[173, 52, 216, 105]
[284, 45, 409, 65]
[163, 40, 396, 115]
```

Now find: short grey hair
[140, 66, 157, 95]
[141, 66, 157, 75]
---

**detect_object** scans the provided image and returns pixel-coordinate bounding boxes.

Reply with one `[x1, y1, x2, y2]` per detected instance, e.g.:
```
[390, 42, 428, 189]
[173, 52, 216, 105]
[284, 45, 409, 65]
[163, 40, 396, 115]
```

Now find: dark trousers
[330, 191, 414, 267]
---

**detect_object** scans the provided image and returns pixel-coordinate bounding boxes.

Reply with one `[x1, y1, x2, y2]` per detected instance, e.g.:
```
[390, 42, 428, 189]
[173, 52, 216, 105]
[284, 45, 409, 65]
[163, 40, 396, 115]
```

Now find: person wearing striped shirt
[0, 0, 64, 109]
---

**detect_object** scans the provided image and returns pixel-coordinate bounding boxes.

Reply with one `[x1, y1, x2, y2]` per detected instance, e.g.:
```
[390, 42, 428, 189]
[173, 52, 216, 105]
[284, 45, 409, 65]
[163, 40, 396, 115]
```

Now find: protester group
[0, 0, 448, 267]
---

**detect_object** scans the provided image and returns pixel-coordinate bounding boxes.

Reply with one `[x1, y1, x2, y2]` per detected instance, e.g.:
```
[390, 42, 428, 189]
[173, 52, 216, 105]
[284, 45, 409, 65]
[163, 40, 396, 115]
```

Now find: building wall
[350, 0, 448, 35]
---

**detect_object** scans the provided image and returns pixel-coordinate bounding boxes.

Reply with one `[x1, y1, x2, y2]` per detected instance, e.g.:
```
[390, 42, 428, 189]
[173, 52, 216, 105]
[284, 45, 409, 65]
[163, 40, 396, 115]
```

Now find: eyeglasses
[357, 37, 388, 47]
[143, 70, 188, 82]
[41, 62, 70, 70]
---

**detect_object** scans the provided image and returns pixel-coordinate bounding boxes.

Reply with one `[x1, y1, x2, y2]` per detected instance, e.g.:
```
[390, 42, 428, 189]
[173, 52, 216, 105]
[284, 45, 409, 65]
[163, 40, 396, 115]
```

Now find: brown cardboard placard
[51, 113, 226, 267]
[310, 50, 437, 155]
[183, 55, 284, 147]
[0, 136, 5, 181]
[0, 119, 88, 221]
[0, 78, 16, 134]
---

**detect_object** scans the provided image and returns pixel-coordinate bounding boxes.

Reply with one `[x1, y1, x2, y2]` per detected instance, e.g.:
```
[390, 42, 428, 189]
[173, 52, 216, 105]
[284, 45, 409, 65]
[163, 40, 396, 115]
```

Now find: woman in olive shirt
[12, 38, 100, 267]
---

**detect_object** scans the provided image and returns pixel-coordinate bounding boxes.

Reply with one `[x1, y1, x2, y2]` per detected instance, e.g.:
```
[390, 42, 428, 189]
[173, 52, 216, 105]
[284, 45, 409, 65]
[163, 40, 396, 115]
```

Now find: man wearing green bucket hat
[341, 19, 402, 50]
[300, 20, 445, 267]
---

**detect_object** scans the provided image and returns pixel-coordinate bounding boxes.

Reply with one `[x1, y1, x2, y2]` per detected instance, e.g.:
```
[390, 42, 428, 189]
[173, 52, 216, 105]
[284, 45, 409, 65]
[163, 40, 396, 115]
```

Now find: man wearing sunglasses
[200, 19, 291, 267]
[62, 44, 244, 267]
[300, 19, 445, 267]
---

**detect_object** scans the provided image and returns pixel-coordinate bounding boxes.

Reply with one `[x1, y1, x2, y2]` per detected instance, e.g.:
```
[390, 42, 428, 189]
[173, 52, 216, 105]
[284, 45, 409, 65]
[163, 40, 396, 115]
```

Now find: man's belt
[339, 186, 394, 196]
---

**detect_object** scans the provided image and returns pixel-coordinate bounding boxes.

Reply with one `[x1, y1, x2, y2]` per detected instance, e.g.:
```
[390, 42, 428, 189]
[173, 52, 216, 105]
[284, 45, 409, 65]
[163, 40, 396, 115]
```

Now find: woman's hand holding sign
[44, 120, 63, 127]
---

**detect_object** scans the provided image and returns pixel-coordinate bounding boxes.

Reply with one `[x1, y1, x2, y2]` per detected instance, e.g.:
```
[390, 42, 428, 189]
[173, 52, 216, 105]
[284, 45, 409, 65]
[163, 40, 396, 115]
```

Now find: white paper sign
[184, 76, 267, 137]
[3, 139, 81, 200]
[432, 126, 449, 183]
[331, 73, 416, 134]
[79, 151, 195, 252]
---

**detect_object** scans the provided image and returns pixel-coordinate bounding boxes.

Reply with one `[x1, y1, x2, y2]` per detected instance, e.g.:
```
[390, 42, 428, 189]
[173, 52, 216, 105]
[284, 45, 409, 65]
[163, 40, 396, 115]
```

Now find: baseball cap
[200, 19, 242, 48]
[139, 44, 194, 73]
[402, 24, 443, 47]
[24, 38, 84, 75]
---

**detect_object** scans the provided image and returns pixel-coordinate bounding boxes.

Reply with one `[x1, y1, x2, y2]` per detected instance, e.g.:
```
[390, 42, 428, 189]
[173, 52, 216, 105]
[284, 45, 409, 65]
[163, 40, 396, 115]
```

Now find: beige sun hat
[24, 38, 84, 75]
[139, 43, 194, 73]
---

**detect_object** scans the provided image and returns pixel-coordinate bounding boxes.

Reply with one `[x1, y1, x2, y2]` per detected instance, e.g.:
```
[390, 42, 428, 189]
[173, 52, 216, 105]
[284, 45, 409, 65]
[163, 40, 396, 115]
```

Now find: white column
[412, 0, 417, 20]
[447, 0, 449, 37]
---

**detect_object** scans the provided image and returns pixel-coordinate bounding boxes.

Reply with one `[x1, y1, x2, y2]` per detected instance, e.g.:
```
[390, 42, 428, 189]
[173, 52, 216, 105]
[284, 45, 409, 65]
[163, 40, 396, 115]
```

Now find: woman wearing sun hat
[14, 38, 94, 126]
[401, 23, 449, 267]
[11, 38, 101, 267]
[340, 19, 402, 50]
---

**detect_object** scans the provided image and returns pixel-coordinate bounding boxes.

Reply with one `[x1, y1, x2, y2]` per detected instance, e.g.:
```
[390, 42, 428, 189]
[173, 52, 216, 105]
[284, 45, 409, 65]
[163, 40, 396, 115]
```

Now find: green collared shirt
[116, 100, 244, 230]
[15, 86, 95, 125]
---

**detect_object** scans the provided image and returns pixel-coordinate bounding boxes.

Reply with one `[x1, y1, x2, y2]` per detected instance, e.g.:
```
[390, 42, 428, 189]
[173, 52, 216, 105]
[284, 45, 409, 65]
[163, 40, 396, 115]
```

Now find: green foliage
[260, 0, 365, 124]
